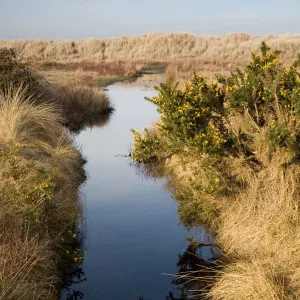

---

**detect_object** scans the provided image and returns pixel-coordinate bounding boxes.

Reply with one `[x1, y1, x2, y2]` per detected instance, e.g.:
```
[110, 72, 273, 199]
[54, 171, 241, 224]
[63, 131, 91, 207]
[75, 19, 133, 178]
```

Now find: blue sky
[0, 0, 299, 39]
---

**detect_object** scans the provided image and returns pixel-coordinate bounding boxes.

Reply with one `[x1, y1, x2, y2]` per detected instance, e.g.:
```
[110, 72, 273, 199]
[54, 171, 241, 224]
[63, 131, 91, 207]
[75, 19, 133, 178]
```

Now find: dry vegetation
[57, 85, 113, 131]
[2, 33, 300, 82]
[210, 157, 300, 299]
[163, 125, 300, 299]
[2, 33, 300, 63]
[33, 60, 145, 88]
[0, 86, 86, 299]
[0, 48, 114, 132]
[2, 33, 300, 299]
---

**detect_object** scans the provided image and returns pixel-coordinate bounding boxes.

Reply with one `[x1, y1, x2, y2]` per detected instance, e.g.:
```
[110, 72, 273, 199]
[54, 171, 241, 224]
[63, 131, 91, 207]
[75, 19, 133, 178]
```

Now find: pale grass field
[2, 33, 300, 82]
[1, 33, 300, 63]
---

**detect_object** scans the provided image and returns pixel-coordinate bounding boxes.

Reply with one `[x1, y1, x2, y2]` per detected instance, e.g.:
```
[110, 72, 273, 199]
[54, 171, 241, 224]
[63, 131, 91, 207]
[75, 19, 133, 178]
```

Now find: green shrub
[131, 128, 171, 161]
[0, 148, 57, 233]
[132, 42, 300, 299]
[132, 42, 300, 162]
[221, 42, 300, 155]
[133, 75, 233, 158]
[267, 121, 296, 150]
[220, 42, 300, 122]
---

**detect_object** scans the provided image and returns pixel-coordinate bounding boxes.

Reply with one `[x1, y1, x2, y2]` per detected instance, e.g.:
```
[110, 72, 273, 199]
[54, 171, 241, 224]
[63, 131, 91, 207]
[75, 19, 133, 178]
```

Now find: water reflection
[132, 160, 214, 230]
[60, 221, 87, 299]
[67, 109, 114, 133]
[167, 238, 219, 299]
[65, 290, 84, 300]
[132, 159, 220, 298]
[136, 236, 219, 300]
[130, 159, 167, 181]
[124, 74, 166, 90]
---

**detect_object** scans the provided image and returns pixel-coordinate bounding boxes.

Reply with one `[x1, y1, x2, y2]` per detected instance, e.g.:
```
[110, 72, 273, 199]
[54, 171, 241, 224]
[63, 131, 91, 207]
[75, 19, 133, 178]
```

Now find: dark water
[63, 75, 215, 300]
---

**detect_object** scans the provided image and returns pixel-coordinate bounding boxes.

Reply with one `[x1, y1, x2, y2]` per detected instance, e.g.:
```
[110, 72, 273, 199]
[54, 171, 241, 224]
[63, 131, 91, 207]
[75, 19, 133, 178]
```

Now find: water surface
[65, 75, 214, 300]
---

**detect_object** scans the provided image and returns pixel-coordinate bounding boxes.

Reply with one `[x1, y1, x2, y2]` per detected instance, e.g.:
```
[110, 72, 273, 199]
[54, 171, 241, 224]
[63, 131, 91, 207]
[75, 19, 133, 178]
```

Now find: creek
[63, 75, 215, 300]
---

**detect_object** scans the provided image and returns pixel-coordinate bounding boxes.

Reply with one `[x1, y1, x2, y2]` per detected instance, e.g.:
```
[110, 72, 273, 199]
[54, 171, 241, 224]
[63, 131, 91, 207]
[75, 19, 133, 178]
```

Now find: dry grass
[0, 231, 57, 300]
[148, 128, 300, 299]
[1, 33, 299, 63]
[165, 62, 178, 84]
[166, 58, 233, 82]
[33, 60, 144, 88]
[167, 120, 300, 299]
[0, 49, 114, 135]
[2, 33, 300, 80]
[56, 85, 113, 131]
[210, 260, 293, 300]
[0, 85, 62, 146]
[0, 85, 85, 299]
[209, 156, 300, 299]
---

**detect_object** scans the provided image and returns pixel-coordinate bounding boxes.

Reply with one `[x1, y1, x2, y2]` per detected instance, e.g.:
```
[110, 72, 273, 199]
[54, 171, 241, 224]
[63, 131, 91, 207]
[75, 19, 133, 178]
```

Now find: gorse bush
[220, 42, 300, 154]
[131, 124, 174, 162]
[132, 42, 300, 162]
[132, 42, 300, 227]
[132, 77, 232, 161]
[149, 77, 229, 154]
[0, 148, 56, 232]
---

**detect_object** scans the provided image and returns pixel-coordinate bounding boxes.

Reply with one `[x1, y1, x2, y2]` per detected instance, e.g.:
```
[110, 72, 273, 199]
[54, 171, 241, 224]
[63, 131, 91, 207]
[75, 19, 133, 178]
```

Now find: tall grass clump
[0, 85, 86, 299]
[0, 48, 114, 132]
[131, 42, 300, 298]
[57, 85, 114, 131]
[0, 48, 52, 101]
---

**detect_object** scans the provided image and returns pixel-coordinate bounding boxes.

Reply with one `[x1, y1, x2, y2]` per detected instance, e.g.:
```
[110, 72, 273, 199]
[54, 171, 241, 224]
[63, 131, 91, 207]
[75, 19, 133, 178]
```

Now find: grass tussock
[210, 260, 292, 300]
[57, 85, 114, 131]
[0, 48, 114, 133]
[0, 85, 61, 146]
[165, 62, 178, 85]
[0, 86, 86, 299]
